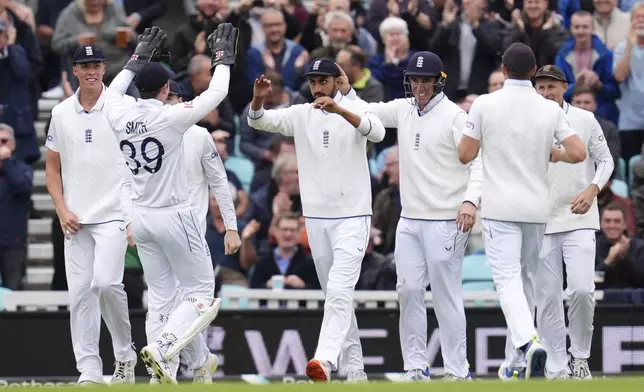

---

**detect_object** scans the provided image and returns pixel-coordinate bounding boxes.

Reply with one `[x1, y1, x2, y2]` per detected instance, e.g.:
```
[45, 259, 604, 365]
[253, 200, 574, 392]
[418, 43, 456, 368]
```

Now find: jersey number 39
[120, 137, 165, 175]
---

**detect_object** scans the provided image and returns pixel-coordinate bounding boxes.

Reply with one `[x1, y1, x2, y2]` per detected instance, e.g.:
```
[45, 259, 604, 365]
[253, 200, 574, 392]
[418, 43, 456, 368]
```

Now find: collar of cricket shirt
[503, 79, 534, 89]
[417, 92, 445, 116]
[73, 84, 107, 113]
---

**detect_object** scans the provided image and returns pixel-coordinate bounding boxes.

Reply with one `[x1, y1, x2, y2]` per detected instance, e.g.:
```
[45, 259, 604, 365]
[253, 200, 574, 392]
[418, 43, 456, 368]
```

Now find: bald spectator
[245, 7, 309, 92]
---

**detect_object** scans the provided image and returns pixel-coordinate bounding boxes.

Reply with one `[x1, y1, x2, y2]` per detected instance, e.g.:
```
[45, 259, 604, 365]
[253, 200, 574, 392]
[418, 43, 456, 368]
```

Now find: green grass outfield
[13, 378, 644, 391]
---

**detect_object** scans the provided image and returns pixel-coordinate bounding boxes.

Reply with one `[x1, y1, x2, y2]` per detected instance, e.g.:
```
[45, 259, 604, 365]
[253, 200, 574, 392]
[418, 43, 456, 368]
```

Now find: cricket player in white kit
[248, 58, 385, 382]
[457, 43, 588, 379]
[45, 45, 137, 386]
[138, 79, 239, 384]
[102, 25, 241, 384]
[341, 52, 480, 381]
[533, 65, 614, 380]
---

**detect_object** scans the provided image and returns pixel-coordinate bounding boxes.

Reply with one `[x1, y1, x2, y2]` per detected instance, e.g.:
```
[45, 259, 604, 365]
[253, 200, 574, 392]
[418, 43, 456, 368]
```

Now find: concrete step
[28, 242, 53, 263]
[33, 193, 54, 212]
[33, 169, 45, 190]
[35, 121, 47, 143]
[38, 99, 58, 113]
[25, 266, 54, 287]
[28, 218, 53, 242]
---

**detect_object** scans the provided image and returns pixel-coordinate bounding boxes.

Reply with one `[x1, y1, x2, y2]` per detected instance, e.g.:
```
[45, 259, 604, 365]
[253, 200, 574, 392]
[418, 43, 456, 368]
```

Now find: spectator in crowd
[212, 129, 249, 218]
[366, 0, 434, 46]
[310, 10, 356, 59]
[429, 0, 502, 100]
[244, 151, 302, 255]
[595, 203, 644, 288]
[205, 195, 258, 287]
[121, 0, 167, 34]
[503, 0, 569, 67]
[180, 54, 235, 136]
[559, 0, 581, 29]
[555, 10, 620, 125]
[36, 0, 73, 98]
[242, 71, 301, 191]
[52, 0, 137, 87]
[5, 0, 35, 30]
[245, 7, 309, 92]
[0, 123, 33, 290]
[631, 159, 644, 238]
[380, 0, 434, 52]
[244, 0, 302, 48]
[369, 16, 417, 100]
[335, 45, 384, 103]
[300, 0, 377, 57]
[592, 0, 630, 50]
[250, 212, 320, 290]
[598, 171, 636, 234]
[571, 86, 621, 166]
[613, 3, 644, 162]
[0, 19, 40, 164]
[372, 146, 401, 255]
[487, 68, 506, 92]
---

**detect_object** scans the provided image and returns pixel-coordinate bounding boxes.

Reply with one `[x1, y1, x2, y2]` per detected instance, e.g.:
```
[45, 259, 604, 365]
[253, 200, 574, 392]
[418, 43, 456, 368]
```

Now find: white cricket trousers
[481, 219, 544, 367]
[394, 218, 469, 377]
[537, 230, 595, 374]
[130, 207, 213, 365]
[64, 220, 136, 383]
[305, 216, 371, 371]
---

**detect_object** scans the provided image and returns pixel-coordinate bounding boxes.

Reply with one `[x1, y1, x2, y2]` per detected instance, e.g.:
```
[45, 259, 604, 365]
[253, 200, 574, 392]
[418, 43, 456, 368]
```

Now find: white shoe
[193, 354, 218, 384]
[77, 380, 104, 386]
[345, 369, 368, 383]
[400, 366, 431, 382]
[524, 338, 547, 379]
[111, 359, 136, 385]
[498, 364, 526, 381]
[569, 354, 592, 379]
[550, 370, 571, 380]
[140, 344, 179, 384]
[442, 371, 472, 381]
[306, 359, 331, 382]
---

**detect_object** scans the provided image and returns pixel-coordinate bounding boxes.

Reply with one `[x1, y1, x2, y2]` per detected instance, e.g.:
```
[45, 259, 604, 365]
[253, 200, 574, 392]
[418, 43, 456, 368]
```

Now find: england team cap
[72, 45, 106, 64]
[405, 52, 444, 78]
[135, 62, 176, 93]
[169, 80, 183, 96]
[534, 65, 568, 83]
[304, 58, 341, 77]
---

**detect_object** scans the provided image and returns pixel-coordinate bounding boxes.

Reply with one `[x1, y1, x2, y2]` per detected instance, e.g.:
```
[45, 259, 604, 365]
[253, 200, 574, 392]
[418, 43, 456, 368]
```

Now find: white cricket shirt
[463, 79, 577, 223]
[545, 103, 614, 234]
[46, 85, 133, 225]
[104, 66, 230, 210]
[182, 125, 237, 233]
[345, 90, 482, 220]
[247, 91, 386, 218]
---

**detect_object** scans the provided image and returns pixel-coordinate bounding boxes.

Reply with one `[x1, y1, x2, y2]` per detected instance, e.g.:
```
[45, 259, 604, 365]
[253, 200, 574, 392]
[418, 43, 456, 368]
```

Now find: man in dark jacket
[0, 20, 40, 164]
[595, 203, 644, 288]
[122, 0, 167, 34]
[428, 0, 501, 100]
[250, 212, 319, 289]
[0, 123, 33, 290]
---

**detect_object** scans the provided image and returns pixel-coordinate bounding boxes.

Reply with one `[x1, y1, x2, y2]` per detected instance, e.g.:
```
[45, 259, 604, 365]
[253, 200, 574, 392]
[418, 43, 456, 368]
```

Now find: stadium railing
[0, 289, 605, 311]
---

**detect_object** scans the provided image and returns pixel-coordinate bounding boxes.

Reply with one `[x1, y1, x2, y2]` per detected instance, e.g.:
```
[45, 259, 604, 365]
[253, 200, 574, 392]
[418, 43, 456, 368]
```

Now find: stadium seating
[611, 179, 630, 198]
[461, 254, 495, 292]
[617, 157, 626, 182]
[629, 154, 642, 189]
[225, 156, 255, 193]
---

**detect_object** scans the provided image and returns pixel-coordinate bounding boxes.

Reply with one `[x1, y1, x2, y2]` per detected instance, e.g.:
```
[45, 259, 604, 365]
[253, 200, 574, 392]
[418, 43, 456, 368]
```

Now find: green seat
[611, 179, 629, 198]
[462, 254, 495, 292]
[225, 156, 255, 193]
[617, 157, 626, 181]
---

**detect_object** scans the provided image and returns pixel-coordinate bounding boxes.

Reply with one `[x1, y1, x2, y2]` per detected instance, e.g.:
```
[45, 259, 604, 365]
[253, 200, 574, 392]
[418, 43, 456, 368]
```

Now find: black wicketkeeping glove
[124, 26, 168, 73]
[150, 35, 171, 64]
[207, 23, 239, 74]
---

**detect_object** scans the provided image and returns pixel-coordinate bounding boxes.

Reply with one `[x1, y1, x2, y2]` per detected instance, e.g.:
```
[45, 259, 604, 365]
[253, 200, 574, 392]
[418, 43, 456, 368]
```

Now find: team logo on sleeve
[465, 121, 474, 129]
[47, 135, 53, 142]
[183, 101, 194, 108]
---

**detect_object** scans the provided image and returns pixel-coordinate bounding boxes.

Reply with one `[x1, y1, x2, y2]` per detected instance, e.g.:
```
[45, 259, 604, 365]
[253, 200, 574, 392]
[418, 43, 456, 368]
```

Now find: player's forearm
[614, 44, 632, 83]
[120, 178, 133, 225]
[339, 108, 385, 142]
[250, 97, 264, 111]
[591, 157, 615, 191]
[107, 69, 135, 96]
[464, 153, 483, 207]
[45, 170, 67, 213]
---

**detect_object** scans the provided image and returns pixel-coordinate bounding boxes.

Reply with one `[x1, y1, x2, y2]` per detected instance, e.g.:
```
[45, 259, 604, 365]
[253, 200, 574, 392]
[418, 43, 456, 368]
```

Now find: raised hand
[124, 26, 168, 73]
[208, 23, 239, 73]
[253, 75, 273, 98]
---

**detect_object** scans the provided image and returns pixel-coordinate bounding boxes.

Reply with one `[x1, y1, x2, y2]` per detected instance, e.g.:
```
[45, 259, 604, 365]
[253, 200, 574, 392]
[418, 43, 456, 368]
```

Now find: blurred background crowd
[1, 0, 644, 308]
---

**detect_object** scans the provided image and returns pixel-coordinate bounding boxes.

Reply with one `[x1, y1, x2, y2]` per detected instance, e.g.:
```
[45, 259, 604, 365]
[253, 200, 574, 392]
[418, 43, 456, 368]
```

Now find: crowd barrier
[0, 302, 642, 380]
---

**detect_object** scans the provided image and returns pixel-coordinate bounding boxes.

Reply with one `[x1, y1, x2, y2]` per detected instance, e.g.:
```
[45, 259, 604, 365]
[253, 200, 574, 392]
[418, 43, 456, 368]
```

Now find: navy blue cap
[168, 80, 182, 96]
[405, 52, 444, 78]
[0, 20, 6, 32]
[135, 63, 175, 93]
[304, 58, 341, 77]
[72, 45, 106, 64]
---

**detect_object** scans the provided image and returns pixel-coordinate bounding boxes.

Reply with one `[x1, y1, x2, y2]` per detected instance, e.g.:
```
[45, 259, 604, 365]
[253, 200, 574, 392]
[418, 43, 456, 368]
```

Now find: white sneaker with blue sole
[524, 338, 547, 379]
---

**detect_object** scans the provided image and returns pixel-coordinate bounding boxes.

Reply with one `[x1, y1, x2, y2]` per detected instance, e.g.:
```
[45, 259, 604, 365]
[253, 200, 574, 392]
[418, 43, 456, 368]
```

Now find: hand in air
[253, 75, 273, 98]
